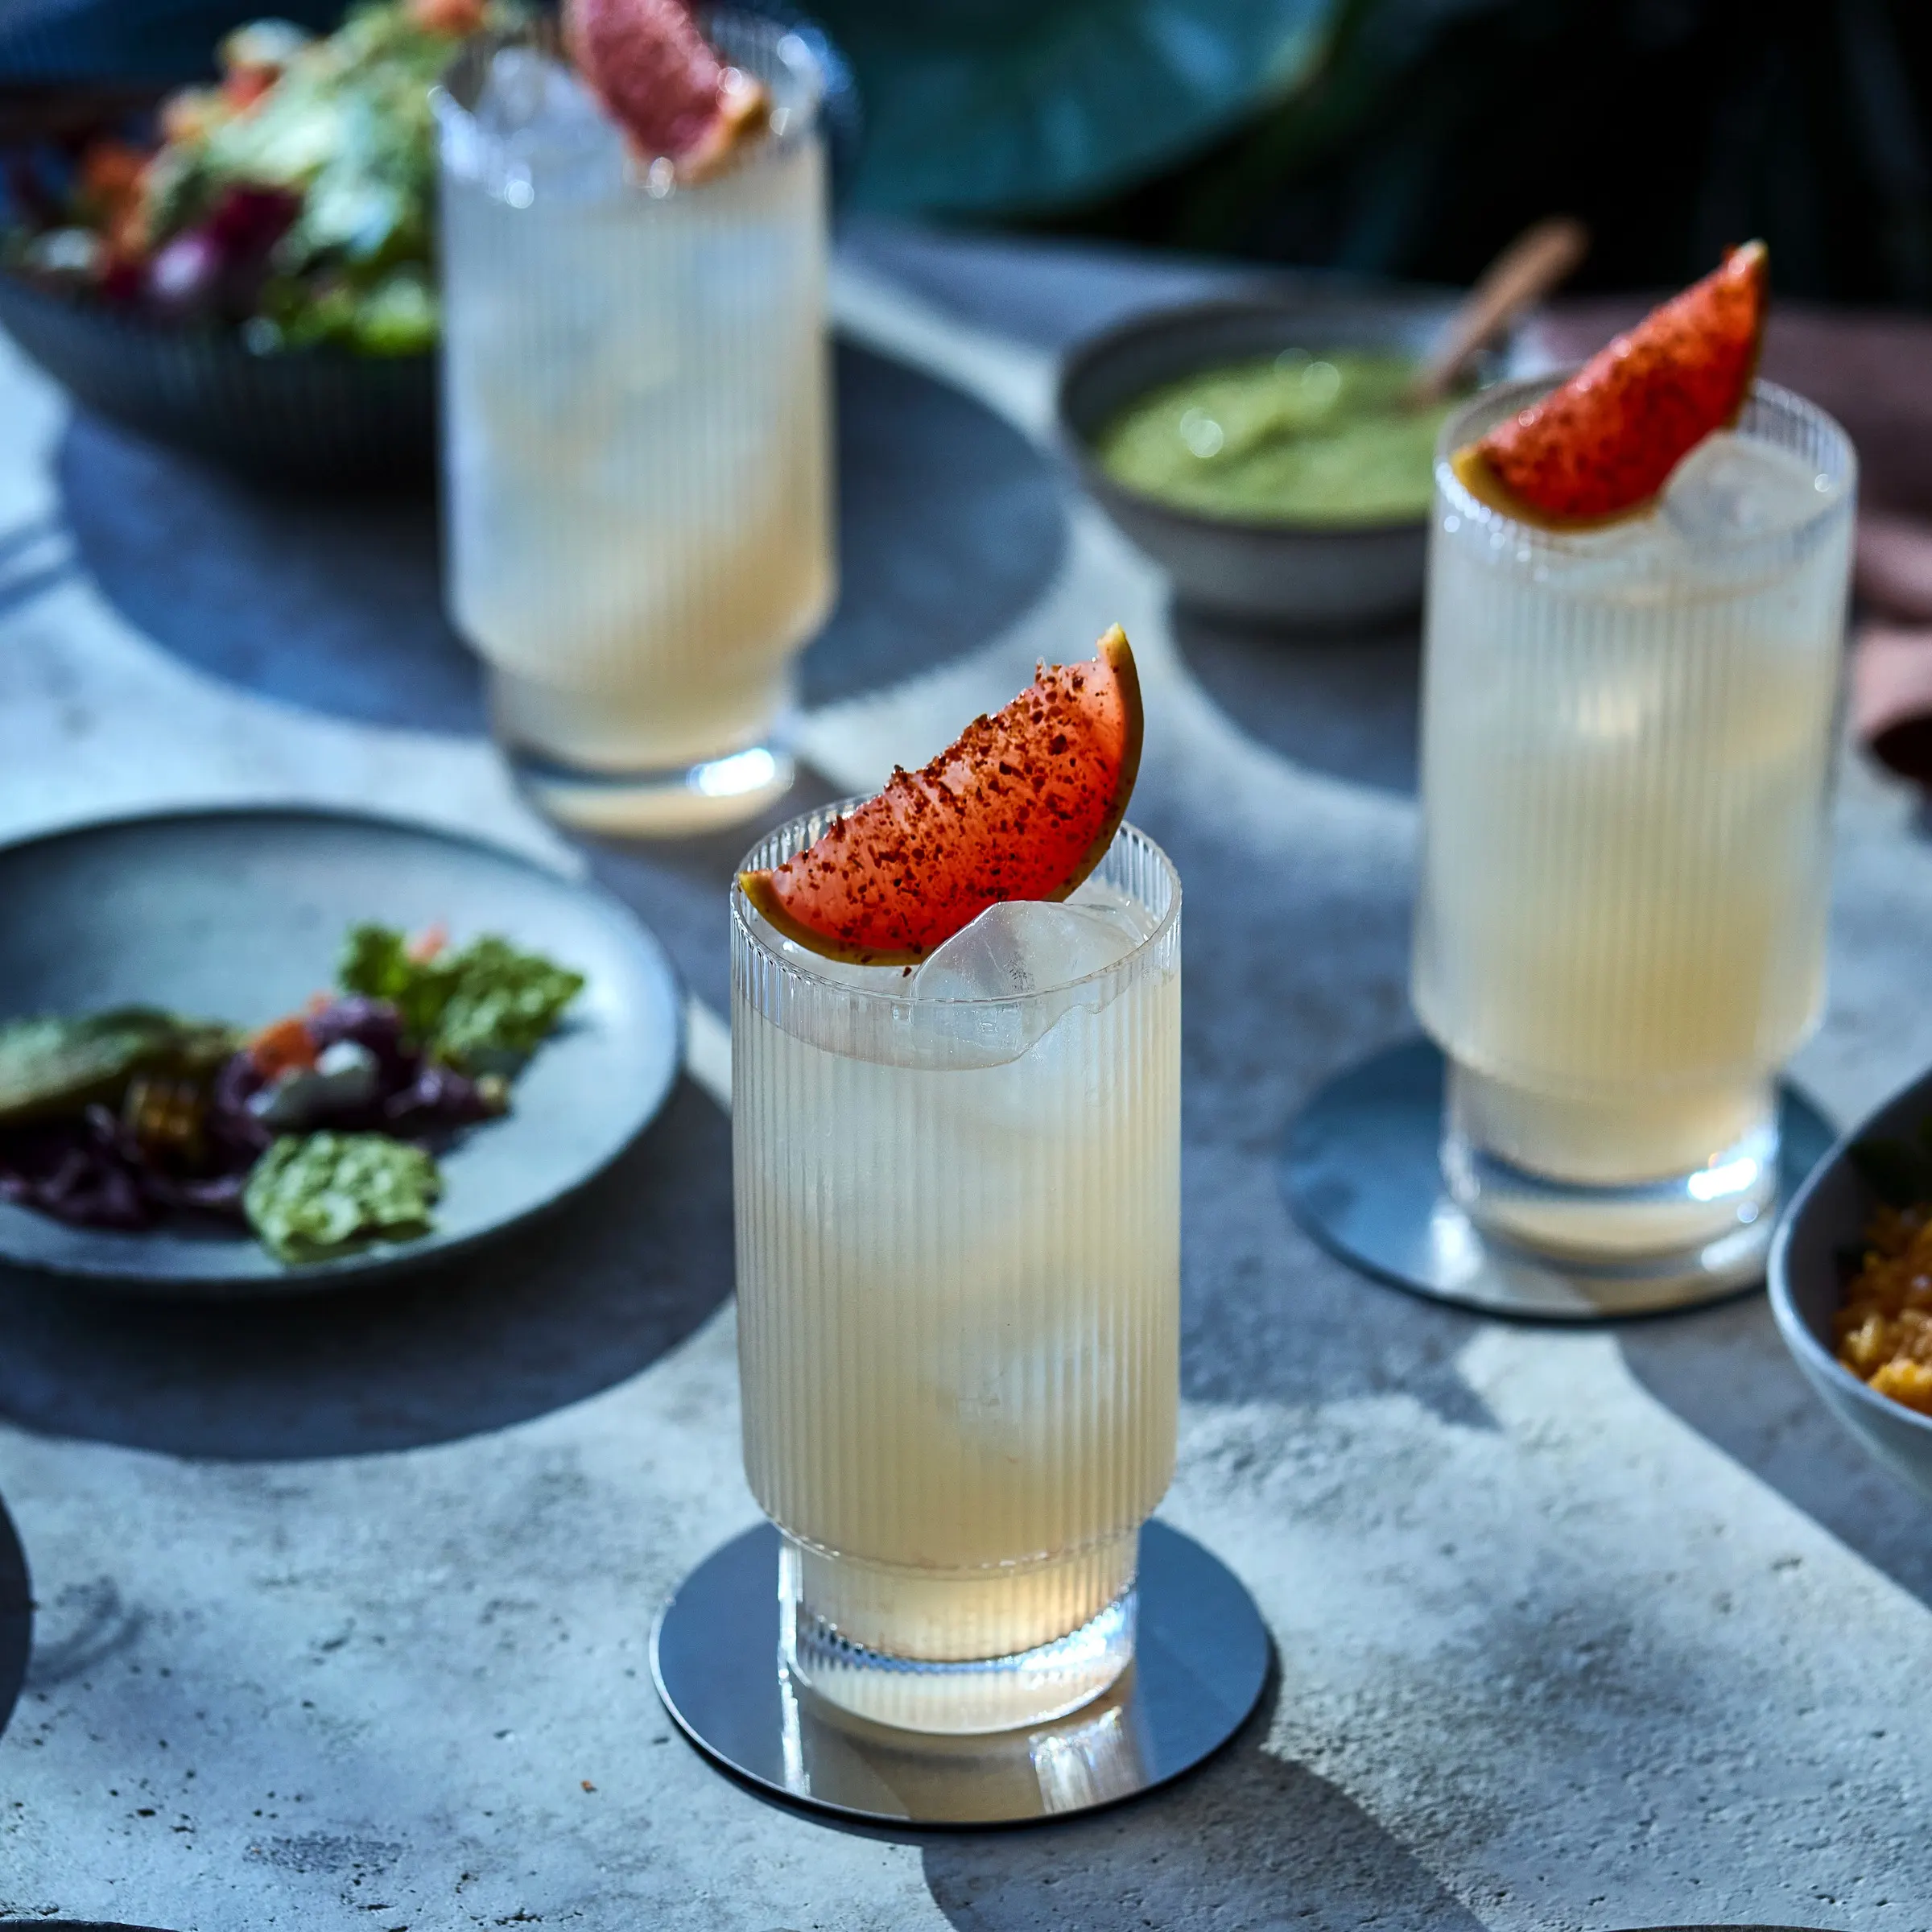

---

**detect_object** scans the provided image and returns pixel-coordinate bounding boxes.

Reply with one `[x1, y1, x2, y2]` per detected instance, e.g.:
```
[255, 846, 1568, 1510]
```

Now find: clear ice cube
[1662, 431, 1835, 543]
[455, 48, 625, 202]
[476, 47, 607, 142]
[911, 898, 1145, 1004]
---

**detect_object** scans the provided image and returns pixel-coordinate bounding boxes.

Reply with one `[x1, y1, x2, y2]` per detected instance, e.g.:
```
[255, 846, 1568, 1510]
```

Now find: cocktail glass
[732, 807, 1182, 1734]
[435, 16, 833, 835]
[1413, 378, 1856, 1294]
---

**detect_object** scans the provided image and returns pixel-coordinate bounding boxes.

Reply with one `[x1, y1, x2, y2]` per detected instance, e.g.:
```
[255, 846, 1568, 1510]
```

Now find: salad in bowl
[4, 0, 518, 353]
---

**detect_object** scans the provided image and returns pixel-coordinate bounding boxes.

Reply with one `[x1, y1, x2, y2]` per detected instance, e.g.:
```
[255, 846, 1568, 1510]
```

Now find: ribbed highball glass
[1412, 378, 1856, 1290]
[732, 810, 1182, 1734]
[436, 15, 833, 835]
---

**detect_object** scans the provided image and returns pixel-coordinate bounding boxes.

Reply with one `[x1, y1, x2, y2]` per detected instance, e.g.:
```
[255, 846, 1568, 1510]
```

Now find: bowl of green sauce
[1058, 293, 1509, 627]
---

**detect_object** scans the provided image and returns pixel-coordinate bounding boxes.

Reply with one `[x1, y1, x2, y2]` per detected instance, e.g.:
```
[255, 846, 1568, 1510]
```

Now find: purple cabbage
[0, 994, 502, 1237]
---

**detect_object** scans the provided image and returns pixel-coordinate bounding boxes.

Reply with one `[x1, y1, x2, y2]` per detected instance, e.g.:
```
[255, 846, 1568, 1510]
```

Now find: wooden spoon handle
[1409, 216, 1590, 406]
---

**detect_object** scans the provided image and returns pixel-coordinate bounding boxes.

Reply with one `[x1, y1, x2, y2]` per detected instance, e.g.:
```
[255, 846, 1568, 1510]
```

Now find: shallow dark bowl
[1056, 292, 1509, 630]
[0, 270, 433, 487]
[1769, 1063, 1932, 1505]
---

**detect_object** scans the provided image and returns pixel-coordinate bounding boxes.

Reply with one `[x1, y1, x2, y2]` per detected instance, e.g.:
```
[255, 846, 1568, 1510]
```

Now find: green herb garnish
[336, 924, 452, 1041]
[337, 926, 584, 1070]
[242, 1130, 441, 1263]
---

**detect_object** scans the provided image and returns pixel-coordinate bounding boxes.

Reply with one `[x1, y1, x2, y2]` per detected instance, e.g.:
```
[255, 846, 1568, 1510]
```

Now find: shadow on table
[1619, 1301, 1932, 1611]
[56, 341, 1065, 733]
[59, 412, 482, 734]
[1118, 766, 1495, 1431]
[1170, 603, 1421, 797]
[579, 765, 847, 1017]
[0, 1077, 731, 1462]
[921, 1696, 1484, 1932]
[0, 1488, 29, 1742]
[807, 343, 1066, 710]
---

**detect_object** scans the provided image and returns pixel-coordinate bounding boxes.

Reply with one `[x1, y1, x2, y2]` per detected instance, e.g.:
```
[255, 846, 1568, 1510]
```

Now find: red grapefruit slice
[741, 626, 1145, 966]
[1455, 241, 1769, 528]
[564, 0, 768, 178]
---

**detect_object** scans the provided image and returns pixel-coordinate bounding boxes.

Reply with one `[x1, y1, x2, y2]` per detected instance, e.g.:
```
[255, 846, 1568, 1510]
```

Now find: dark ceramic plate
[1771, 1062, 1932, 1504]
[0, 272, 435, 488]
[0, 807, 683, 1294]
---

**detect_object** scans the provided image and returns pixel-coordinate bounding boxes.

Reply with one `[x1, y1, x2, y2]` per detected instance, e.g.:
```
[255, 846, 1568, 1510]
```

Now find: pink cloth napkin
[1854, 512, 1932, 785]
[1532, 300, 1932, 787]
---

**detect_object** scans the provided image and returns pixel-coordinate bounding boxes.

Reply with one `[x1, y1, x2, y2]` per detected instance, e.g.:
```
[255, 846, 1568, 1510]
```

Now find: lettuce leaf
[428, 937, 585, 1069]
[336, 923, 456, 1041]
[336, 926, 584, 1069]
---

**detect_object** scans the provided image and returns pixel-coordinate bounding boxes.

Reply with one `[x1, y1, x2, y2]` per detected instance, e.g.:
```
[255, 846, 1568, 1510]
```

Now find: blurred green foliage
[824, 0, 1932, 304]
[811, 0, 1336, 217]
[8, 0, 1924, 300]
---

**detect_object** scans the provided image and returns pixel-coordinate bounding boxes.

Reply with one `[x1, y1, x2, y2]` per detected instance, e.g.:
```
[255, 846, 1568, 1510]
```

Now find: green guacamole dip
[1093, 349, 1451, 526]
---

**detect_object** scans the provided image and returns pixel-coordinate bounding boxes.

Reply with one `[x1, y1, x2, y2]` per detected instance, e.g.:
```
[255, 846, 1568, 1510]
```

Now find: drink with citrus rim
[1413, 247, 1856, 1286]
[731, 631, 1183, 1734]
[436, 12, 832, 834]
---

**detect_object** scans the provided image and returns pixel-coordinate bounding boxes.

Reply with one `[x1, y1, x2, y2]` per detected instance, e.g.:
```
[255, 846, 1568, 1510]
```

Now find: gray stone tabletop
[1, 216, 1930, 1931]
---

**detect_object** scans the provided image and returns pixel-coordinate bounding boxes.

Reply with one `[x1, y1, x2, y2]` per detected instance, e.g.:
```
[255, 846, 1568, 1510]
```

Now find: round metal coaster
[650, 1521, 1270, 1827]
[1279, 1036, 1837, 1321]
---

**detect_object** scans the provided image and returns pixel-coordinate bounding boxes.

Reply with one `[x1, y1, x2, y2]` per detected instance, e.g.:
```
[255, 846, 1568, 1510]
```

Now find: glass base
[651, 1521, 1269, 1823]
[1443, 1059, 1780, 1288]
[506, 740, 795, 837]
[778, 1534, 1138, 1736]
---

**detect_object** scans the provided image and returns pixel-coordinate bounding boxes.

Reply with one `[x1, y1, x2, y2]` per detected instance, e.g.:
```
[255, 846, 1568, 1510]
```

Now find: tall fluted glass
[436, 16, 833, 835]
[1413, 379, 1856, 1289]
[733, 810, 1182, 1734]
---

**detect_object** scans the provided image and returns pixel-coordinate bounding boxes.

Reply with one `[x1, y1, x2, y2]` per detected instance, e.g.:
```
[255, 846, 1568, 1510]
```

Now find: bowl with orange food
[1770, 1066, 1932, 1504]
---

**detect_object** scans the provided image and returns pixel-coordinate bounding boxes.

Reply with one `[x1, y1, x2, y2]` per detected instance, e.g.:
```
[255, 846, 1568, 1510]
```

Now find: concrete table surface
[0, 217, 1928, 1931]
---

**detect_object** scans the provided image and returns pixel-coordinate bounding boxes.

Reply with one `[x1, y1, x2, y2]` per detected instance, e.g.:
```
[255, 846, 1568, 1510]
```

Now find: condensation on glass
[1413, 378, 1856, 1290]
[732, 810, 1182, 1733]
[436, 15, 833, 833]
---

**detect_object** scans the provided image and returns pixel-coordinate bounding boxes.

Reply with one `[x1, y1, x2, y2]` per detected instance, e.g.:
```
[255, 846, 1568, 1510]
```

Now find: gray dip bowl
[1055, 292, 1508, 630]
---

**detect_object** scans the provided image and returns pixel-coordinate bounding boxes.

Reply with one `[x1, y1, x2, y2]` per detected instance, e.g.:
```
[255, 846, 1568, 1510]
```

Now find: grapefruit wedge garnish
[1454, 241, 1769, 528]
[741, 626, 1145, 967]
[564, 0, 769, 179]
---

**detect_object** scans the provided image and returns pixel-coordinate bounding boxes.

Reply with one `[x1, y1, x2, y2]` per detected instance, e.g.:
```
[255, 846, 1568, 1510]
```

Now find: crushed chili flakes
[1837, 1202, 1932, 1414]
[753, 634, 1137, 961]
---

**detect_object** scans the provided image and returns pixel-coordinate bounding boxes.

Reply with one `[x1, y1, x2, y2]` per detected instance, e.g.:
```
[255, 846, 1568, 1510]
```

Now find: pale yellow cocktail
[733, 813, 1180, 1733]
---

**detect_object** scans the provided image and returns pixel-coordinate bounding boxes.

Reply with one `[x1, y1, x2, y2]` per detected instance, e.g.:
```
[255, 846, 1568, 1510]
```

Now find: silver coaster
[1279, 1037, 1837, 1321]
[650, 1521, 1270, 1826]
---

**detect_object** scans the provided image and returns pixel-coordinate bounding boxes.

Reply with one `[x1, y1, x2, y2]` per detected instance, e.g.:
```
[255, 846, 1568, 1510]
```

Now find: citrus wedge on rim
[740, 626, 1145, 966]
[1454, 241, 1769, 528]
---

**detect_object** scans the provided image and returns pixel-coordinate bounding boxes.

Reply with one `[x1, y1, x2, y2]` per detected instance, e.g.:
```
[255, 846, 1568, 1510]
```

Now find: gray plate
[0, 807, 683, 1294]
[1282, 1037, 1836, 1321]
[651, 1521, 1270, 1827]
[1771, 1061, 1932, 1504]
